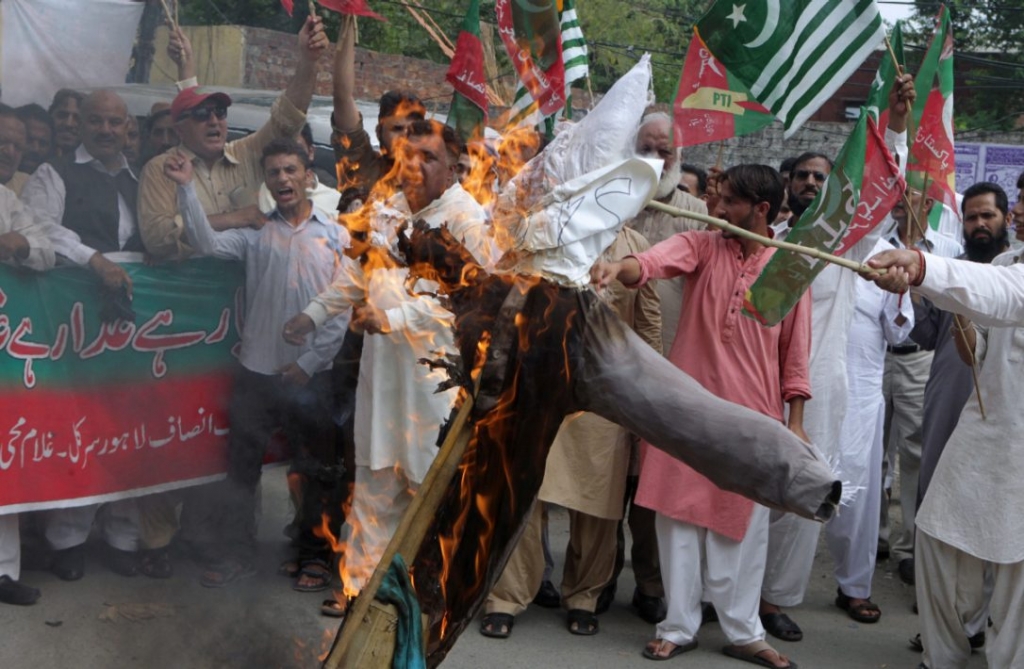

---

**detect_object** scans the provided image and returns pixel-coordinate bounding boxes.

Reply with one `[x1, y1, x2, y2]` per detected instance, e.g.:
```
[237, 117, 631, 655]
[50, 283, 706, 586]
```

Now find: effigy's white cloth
[1, 0, 144, 107]
[492, 55, 661, 286]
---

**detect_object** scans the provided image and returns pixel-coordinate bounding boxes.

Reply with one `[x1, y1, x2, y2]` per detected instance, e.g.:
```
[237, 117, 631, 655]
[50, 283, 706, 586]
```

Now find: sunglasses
[793, 169, 827, 182]
[185, 106, 228, 122]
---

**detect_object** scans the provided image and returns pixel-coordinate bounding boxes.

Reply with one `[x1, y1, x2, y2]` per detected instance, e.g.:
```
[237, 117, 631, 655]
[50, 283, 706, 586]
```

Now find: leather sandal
[835, 588, 881, 623]
[760, 612, 802, 642]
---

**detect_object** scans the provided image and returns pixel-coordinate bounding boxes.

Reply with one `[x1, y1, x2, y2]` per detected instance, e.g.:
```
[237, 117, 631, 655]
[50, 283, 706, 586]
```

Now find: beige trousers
[485, 502, 618, 615]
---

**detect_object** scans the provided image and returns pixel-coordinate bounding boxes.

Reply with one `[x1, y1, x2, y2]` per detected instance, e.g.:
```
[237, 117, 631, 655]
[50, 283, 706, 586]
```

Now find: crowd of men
[2, 15, 1023, 669]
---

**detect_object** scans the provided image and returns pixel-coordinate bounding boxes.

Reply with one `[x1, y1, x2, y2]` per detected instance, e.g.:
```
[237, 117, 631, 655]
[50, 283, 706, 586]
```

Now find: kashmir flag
[497, 0, 568, 122]
[864, 21, 904, 128]
[908, 5, 956, 216]
[696, 0, 885, 137]
[743, 111, 905, 326]
[672, 28, 774, 147]
[446, 0, 488, 142]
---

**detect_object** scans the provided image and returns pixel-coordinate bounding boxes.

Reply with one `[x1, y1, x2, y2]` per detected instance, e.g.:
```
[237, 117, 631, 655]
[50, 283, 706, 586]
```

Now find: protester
[825, 237, 914, 625]
[138, 15, 328, 261]
[903, 182, 1011, 655]
[331, 14, 426, 212]
[594, 164, 808, 668]
[678, 163, 707, 199]
[141, 103, 178, 166]
[866, 212, 1024, 669]
[480, 225, 661, 640]
[15, 103, 54, 176]
[257, 123, 340, 214]
[20, 89, 140, 580]
[0, 184, 54, 607]
[759, 75, 914, 642]
[282, 120, 494, 603]
[163, 138, 350, 589]
[48, 89, 83, 157]
[0, 105, 30, 196]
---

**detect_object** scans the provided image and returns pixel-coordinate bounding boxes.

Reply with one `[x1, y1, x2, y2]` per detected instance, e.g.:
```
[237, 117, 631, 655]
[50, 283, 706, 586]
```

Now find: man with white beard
[604, 112, 707, 624]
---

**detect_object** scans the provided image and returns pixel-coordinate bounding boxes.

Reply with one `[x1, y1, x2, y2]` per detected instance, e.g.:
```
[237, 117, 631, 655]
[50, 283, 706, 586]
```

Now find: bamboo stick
[645, 200, 882, 275]
[952, 314, 987, 420]
[323, 397, 477, 668]
[158, 0, 178, 31]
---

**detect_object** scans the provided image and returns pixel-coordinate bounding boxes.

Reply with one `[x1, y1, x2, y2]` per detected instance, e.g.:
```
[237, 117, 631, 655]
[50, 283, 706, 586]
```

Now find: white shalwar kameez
[302, 184, 494, 590]
[913, 251, 1024, 669]
[825, 241, 913, 599]
[763, 129, 907, 608]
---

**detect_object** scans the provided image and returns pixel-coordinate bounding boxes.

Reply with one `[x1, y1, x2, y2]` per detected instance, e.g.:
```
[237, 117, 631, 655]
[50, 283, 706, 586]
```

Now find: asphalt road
[0, 469, 987, 669]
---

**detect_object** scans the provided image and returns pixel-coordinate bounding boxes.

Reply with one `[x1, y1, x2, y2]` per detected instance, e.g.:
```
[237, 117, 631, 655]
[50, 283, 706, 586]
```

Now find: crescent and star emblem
[744, 0, 781, 48]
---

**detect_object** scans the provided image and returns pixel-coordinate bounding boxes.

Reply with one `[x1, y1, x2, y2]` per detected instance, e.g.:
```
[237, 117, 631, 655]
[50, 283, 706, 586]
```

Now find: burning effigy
[324, 56, 840, 668]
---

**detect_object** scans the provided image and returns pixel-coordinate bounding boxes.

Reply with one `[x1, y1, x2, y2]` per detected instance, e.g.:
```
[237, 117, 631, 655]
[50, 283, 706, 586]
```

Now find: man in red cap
[137, 15, 329, 262]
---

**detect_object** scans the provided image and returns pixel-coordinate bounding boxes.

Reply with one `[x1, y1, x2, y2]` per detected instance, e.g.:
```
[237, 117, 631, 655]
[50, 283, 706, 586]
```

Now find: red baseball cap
[170, 86, 233, 121]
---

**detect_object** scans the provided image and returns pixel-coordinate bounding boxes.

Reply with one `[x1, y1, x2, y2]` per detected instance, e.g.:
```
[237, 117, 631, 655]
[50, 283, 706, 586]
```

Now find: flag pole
[646, 200, 881, 275]
[715, 141, 725, 170]
[952, 314, 987, 420]
[884, 34, 931, 243]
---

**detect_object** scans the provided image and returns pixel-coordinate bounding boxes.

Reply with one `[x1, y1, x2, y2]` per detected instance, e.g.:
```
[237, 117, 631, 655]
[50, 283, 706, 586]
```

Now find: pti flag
[743, 112, 904, 326]
[908, 5, 956, 216]
[696, 0, 885, 137]
[446, 0, 488, 142]
[864, 21, 904, 128]
[672, 28, 774, 147]
[507, 0, 589, 125]
[496, 0, 567, 119]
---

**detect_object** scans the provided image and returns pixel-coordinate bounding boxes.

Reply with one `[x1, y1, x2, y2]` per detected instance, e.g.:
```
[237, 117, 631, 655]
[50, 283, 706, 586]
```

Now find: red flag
[833, 117, 906, 257]
[495, 0, 566, 117]
[672, 29, 773, 147]
[281, 0, 294, 16]
[316, 0, 386, 21]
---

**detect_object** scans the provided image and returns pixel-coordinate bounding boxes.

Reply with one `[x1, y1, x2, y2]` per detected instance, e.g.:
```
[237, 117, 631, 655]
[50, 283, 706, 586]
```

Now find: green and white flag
[696, 0, 885, 137]
[508, 0, 589, 126]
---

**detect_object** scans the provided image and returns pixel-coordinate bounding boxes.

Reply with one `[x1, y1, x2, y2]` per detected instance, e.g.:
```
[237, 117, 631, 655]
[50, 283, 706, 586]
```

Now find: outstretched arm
[332, 15, 360, 133]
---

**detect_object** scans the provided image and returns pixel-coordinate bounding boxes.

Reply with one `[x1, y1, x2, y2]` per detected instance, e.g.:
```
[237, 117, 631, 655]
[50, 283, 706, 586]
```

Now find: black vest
[48, 154, 144, 254]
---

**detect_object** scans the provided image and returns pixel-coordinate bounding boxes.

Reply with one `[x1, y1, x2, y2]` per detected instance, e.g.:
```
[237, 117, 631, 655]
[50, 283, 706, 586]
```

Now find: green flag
[445, 0, 488, 142]
[696, 0, 885, 137]
[864, 21, 903, 126]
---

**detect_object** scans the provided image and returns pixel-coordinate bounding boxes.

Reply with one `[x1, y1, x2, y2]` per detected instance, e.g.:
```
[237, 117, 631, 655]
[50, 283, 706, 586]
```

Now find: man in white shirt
[164, 137, 351, 589]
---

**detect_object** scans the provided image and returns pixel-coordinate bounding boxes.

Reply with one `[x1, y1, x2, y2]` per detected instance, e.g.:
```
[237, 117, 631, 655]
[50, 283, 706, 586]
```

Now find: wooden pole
[645, 200, 882, 275]
[952, 314, 987, 420]
[715, 141, 725, 170]
[323, 397, 477, 668]
[158, 0, 178, 31]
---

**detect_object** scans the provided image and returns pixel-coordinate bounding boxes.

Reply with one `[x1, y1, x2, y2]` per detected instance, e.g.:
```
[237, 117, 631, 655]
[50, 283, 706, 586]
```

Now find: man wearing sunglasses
[137, 15, 329, 262]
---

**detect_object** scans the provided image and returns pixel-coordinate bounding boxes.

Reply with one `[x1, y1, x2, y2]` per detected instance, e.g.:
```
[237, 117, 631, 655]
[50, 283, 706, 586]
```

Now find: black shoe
[700, 602, 719, 626]
[107, 547, 140, 577]
[969, 630, 985, 651]
[876, 540, 890, 561]
[631, 587, 666, 624]
[594, 580, 616, 615]
[0, 575, 40, 606]
[532, 580, 560, 609]
[761, 611, 803, 642]
[899, 558, 916, 586]
[51, 545, 85, 581]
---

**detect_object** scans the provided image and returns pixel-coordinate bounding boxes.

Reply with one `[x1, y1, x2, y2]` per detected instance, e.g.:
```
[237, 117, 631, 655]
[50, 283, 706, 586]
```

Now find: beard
[655, 160, 683, 200]
[964, 225, 1009, 262]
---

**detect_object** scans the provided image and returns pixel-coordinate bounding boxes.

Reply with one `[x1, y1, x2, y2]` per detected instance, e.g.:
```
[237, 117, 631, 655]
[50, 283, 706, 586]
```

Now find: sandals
[723, 641, 797, 668]
[321, 598, 346, 618]
[200, 559, 257, 588]
[760, 612, 803, 642]
[480, 612, 514, 639]
[642, 638, 697, 660]
[567, 608, 599, 636]
[278, 559, 301, 578]
[835, 588, 881, 624]
[140, 548, 173, 579]
[293, 559, 333, 593]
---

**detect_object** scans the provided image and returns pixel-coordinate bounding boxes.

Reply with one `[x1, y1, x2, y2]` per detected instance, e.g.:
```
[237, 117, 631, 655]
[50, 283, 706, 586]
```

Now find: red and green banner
[909, 5, 956, 216]
[446, 0, 488, 142]
[495, 0, 566, 118]
[673, 28, 774, 147]
[0, 258, 273, 513]
[743, 112, 904, 326]
[864, 21, 904, 129]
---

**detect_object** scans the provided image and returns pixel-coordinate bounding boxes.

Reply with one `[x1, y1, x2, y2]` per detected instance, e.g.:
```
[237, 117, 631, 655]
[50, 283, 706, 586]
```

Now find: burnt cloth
[396, 226, 841, 665]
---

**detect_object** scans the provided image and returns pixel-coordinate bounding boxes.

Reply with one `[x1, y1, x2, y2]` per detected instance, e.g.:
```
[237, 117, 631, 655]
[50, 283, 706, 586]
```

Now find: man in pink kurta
[594, 164, 810, 668]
